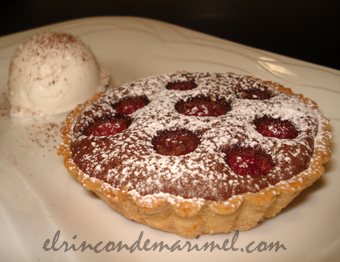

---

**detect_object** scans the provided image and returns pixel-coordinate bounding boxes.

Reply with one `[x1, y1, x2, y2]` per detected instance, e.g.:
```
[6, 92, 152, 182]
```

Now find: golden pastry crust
[57, 73, 331, 238]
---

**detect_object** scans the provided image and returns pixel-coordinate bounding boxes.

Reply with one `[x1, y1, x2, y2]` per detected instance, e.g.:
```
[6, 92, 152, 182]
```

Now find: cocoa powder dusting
[0, 92, 11, 118]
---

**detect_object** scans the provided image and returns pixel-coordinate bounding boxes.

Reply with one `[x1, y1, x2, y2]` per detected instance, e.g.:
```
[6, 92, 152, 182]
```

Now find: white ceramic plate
[0, 17, 339, 262]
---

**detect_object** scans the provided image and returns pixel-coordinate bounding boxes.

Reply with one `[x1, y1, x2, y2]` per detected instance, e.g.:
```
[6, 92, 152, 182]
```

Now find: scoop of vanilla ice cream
[7, 31, 108, 119]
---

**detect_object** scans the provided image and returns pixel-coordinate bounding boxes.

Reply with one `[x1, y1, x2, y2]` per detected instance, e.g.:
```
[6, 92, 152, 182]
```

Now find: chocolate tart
[58, 72, 331, 238]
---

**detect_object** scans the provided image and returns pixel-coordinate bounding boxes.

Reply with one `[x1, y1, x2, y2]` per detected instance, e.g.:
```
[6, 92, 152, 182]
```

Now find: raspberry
[254, 117, 298, 139]
[152, 129, 200, 156]
[225, 148, 272, 177]
[176, 96, 230, 117]
[84, 114, 132, 137]
[166, 80, 197, 91]
[113, 96, 150, 114]
[89, 121, 127, 136]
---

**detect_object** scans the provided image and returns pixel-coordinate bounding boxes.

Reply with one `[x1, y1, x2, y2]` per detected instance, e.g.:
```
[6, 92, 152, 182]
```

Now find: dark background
[0, 0, 339, 70]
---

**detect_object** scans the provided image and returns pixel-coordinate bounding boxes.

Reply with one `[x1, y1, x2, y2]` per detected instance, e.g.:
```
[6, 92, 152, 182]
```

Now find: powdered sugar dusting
[68, 72, 328, 202]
